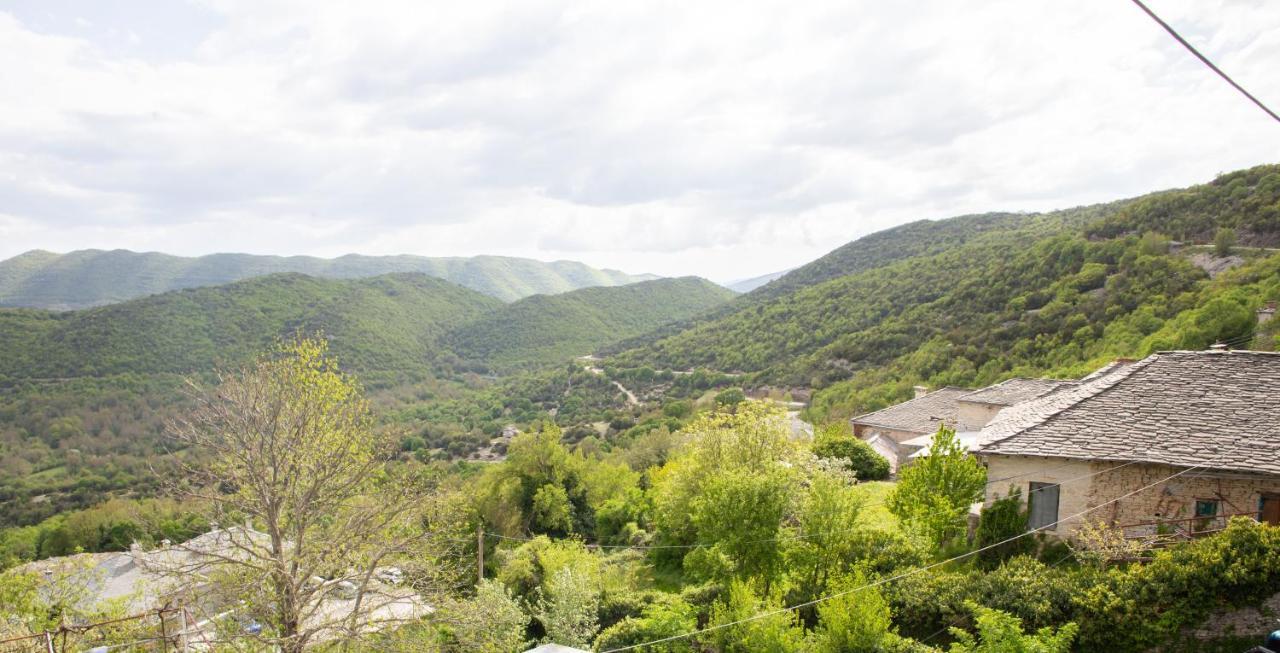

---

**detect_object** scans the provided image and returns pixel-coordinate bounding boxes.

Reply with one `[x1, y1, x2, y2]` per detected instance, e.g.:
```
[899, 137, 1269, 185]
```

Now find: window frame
[1027, 481, 1061, 531]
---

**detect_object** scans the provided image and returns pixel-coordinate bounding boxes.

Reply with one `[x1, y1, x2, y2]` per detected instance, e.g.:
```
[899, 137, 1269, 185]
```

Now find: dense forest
[605, 165, 1280, 423]
[446, 278, 736, 371]
[0, 274, 730, 526]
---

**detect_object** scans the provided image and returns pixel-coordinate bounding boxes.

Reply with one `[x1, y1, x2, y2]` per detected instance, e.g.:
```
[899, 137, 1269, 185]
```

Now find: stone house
[849, 378, 1074, 472]
[975, 349, 1280, 538]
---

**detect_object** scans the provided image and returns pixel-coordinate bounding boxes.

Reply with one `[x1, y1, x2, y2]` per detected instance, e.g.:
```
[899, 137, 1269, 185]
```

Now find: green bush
[1075, 519, 1280, 651]
[812, 427, 891, 481]
[974, 488, 1033, 570]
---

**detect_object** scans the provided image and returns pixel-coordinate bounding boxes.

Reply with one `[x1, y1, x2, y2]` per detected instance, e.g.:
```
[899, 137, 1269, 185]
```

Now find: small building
[975, 349, 1280, 538]
[849, 378, 1074, 472]
[849, 386, 972, 472]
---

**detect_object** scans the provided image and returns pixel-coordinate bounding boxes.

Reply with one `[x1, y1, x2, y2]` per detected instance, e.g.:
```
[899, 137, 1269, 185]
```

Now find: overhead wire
[1129, 0, 1280, 124]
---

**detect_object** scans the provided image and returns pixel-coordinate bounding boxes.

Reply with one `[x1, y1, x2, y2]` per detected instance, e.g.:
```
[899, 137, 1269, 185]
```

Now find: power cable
[1129, 0, 1280, 124]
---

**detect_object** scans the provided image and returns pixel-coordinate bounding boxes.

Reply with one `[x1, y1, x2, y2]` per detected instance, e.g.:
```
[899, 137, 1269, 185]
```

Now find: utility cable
[1129, 0, 1280, 123]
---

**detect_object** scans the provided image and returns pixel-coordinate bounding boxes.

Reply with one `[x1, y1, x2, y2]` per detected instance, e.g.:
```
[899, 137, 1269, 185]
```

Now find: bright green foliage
[594, 596, 698, 653]
[974, 488, 1033, 570]
[537, 567, 602, 649]
[887, 426, 987, 546]
[690, 467, 794, 583]
[440, 579, 528, 653]
[947, 602, 1077, 653]
[705, 579, 806, 653]
[1074, 518, 1280, 650]
[785, 470, 867, 606]
[650, 403, 797, 564]
[812, 423, 891, 480]
[532, 484, 574, 535]
[1214, 227, 1237, 257]
[809, 569, 893, 653]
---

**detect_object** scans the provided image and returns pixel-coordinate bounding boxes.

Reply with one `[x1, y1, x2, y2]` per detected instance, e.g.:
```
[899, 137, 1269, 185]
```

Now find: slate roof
[849, 386, 973, 435]
[956, 377, 1075, 406]
[977, 350, 1280, 476]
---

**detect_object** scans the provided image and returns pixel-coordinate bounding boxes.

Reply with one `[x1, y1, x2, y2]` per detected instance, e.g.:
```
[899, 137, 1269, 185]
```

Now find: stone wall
[1086, 462, 1280, 537]
[956, 401, 1003, 431]
[982, 454, 1280, 537]
[982, 455, 1097, 535]
[1189, 590, 1280, 642]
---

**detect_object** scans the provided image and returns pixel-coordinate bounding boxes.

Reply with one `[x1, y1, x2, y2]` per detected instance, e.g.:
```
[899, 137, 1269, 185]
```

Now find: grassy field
[857, 480, 900, 533]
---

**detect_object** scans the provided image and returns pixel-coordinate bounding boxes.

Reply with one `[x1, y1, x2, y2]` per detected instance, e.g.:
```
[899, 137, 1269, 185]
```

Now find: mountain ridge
[0, 249, 659, 309]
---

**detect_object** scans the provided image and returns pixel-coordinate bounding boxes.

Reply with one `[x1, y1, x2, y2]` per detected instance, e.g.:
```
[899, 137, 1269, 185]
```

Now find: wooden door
[1262, 494, 1280, 526]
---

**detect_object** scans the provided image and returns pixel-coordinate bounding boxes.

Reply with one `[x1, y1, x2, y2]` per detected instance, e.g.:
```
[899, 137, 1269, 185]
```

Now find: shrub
[974, 487, 1033, 570]
[1214, 227, 1236, 257]
[1075, 519, 1280, 650]
[812, 424, 891, 481]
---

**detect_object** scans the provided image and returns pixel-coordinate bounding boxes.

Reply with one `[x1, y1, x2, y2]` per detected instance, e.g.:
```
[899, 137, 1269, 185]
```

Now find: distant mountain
[0, 249, 658, 309]
[447, 277, 735, 370]
[0, 272, 502, 380]
[724, 269, 790, 293]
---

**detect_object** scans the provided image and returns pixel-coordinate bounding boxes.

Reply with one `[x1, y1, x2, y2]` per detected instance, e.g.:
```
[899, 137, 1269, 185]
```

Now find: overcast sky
[1, 0, 1278, 281]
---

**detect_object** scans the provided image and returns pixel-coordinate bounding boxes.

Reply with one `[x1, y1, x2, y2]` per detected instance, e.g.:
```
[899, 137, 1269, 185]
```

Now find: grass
[857, 480, 900, 533]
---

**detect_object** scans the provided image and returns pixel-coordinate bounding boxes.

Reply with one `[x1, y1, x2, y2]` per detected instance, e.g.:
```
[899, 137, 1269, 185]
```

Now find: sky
[0, 1, 1278, 282]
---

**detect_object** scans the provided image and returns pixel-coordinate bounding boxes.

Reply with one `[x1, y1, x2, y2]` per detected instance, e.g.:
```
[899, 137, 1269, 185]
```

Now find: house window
[1194, 499, 1220, 532]
[1028, 482, 1060, 531]
[1194, 499, 1219, 518]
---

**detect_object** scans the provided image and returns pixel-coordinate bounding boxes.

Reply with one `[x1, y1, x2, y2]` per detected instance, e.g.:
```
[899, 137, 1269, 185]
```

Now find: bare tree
[162, 336, 463, 653]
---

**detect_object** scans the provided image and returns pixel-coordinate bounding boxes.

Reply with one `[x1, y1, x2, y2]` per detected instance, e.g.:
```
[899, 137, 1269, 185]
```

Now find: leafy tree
[533, 484, 574, 535]
[974, 488, 1033, 569]
[887, 426, 987, 547]
[1214, 226, 1236, 257]
[786, 470, 866, 607]
[948, 602, 1077, 653]
[537, 567, 601, 649]
[809, 569, 892, 653]
[650, 403, 797, 561]
[439, 579, 528, 653]
[594, 596, 698, 653]
[690, 467, 794, 584]
[812, 423, 890, 480]
[166, 336, 444, 653]
[715, 388, 747, 408]
[705, 579, 806, 653]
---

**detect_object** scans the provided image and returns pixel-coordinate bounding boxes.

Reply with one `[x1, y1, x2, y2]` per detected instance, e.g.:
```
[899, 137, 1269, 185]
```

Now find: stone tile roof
[977, 350, 1280, 476]
[849, 386, 974, 435]
[957, 377, 1076, 406]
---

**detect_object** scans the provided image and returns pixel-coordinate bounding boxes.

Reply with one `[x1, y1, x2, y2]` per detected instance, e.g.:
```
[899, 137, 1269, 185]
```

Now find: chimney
[913, 385, 929, 399]
[1258, 301, 1277, 326]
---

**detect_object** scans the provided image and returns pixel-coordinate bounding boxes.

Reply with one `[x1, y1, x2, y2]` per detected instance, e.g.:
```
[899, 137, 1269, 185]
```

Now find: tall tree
[887, 425, 987, 547]
[165, 336, 449, 652]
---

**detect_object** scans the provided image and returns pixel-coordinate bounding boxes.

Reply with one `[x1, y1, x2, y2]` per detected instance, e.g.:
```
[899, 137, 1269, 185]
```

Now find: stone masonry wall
[982, 455, 1280, 538]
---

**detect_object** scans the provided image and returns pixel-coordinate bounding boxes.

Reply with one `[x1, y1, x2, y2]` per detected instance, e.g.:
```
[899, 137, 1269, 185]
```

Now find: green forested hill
[446, 277, 735, 370]
[607, 164, 1280, 422]
[0, 249, 657, 309]
[0, 273, 502, 380]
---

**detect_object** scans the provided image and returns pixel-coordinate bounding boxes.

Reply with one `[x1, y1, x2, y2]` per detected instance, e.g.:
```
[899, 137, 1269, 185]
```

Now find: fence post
[42, 631, 54, 653]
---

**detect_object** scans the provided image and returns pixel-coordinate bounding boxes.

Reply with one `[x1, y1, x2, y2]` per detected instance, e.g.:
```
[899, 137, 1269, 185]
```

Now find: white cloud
[0, 0, 1277, 281]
